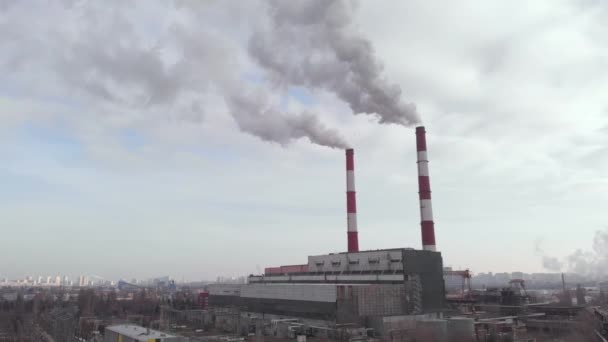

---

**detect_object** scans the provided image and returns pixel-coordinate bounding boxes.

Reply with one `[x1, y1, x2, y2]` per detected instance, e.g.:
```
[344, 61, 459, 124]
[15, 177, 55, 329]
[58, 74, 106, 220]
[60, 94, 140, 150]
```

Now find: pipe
[415, 126, 437, 251]
[346, 148, 359, 252]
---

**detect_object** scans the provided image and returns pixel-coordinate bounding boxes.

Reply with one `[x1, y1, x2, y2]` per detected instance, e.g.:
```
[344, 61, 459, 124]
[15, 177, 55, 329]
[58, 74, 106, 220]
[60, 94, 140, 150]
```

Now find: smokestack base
[347, 232, 359, 252]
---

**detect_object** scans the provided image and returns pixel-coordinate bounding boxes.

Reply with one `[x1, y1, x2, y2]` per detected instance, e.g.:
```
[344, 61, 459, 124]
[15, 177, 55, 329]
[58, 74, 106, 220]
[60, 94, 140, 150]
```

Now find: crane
[444, 269, 473, 299]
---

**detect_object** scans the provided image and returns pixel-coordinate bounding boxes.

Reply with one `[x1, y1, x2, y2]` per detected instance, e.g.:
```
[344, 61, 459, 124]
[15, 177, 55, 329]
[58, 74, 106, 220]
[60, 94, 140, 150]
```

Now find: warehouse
[249, 248, 445, 313]
[210, 282, 411, 323]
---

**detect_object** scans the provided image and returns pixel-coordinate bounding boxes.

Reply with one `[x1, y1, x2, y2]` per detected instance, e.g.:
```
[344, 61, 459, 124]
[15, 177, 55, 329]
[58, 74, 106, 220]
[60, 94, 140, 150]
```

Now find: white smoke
[0, 1, 349, 149]
[535, 239, 563, 272]
[566, 229, 608, 279]
[536, 229, 608, 279]
[249, 0, 420, 126]
[1, 1, 417, 149]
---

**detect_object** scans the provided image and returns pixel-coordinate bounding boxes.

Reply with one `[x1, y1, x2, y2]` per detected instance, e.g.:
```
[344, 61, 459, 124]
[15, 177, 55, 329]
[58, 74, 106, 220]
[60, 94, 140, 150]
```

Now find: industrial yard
[196, 126, 605, 341]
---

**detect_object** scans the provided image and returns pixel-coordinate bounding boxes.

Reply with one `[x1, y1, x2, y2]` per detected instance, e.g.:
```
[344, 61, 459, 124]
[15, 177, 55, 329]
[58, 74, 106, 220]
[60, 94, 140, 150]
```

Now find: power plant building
[208, 126, 446, 331]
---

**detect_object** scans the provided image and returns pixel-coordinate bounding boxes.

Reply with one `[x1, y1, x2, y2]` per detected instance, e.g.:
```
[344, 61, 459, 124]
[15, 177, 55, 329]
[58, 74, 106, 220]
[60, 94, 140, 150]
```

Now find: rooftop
[323, 247, 417, 256]
[106, 324, 177, 340]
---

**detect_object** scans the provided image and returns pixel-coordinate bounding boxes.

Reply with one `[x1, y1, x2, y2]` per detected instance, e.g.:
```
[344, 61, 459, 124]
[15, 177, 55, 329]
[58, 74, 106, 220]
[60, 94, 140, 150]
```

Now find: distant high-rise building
[78, 275, 86, 287]
[511, 272, 524, 280]
[55, 275, 61, 285]
[37, 276, 43, 284]
[46, 276, 52, 284]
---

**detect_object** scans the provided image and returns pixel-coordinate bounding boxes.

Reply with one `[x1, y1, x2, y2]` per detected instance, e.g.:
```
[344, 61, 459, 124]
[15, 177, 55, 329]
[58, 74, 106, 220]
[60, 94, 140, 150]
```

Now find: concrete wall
[209, 295, 241, 307]
[336, 285, 409, 324]
[402, 249, 445, 312]
[241, 284, 338, 302]
[240, 297, 337, 320]
[367, 314, 439, 336]
[210, 283, 412, 322]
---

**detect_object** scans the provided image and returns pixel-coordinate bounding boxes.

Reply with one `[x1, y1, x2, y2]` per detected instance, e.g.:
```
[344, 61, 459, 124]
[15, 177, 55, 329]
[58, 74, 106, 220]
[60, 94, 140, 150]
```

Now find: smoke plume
[535, 239, 563, 272]
[536, 229, 608, 279]
[224, 90, 348, 148]
[249, 0, 420, 126]
[2, 0, 416, 149]
[0, 1, 350, 149]
[566, 229, 608, 279]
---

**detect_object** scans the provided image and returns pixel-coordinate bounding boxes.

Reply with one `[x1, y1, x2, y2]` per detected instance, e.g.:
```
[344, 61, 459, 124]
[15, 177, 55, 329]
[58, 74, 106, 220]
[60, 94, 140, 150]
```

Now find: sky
[1, 0, 608, 281]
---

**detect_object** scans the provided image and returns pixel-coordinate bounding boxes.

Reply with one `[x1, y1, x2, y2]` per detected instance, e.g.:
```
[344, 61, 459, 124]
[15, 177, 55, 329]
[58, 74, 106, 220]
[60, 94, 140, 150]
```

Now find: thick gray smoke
[0, 1, 349, 149]
[249, 0, 420, 126]
[225, 90, 348, 148]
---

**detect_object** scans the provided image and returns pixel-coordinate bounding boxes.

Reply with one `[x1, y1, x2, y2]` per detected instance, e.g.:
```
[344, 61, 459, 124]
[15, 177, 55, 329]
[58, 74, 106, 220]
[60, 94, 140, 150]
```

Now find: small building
[104, 324, 185, 342]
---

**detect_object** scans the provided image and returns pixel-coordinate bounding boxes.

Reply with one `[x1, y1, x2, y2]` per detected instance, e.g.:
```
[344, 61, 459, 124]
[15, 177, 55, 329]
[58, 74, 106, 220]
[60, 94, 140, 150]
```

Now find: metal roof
[106, 324, 177, 340]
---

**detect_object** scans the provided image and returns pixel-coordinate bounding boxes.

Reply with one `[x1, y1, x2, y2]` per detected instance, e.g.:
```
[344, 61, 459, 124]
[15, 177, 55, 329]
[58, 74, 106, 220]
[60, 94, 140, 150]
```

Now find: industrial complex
[3, 126, 605, 341]
[205, 126, 466, 339]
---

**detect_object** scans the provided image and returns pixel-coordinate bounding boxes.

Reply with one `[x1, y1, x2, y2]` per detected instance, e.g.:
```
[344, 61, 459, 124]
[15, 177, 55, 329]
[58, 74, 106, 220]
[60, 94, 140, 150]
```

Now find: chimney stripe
[347, 170, 355, 191]
[415, 126, 437, 252]
[420, 199, 434, 221]
[347, 213, 357, 232]
[346, 192, 357, 213]
[417, 161, 429, 177]
[346, 148, 359, 252]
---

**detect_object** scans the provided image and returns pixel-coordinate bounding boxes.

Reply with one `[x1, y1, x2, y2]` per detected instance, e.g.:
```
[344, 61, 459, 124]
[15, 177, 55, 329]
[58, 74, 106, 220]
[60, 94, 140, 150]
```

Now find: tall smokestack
[416, 126, 436, 251]
[346, 148, 359, 252]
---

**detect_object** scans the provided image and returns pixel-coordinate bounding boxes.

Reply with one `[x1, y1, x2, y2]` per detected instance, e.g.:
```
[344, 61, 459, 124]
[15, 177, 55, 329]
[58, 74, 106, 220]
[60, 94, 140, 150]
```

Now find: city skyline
[1, 1, 608, 279]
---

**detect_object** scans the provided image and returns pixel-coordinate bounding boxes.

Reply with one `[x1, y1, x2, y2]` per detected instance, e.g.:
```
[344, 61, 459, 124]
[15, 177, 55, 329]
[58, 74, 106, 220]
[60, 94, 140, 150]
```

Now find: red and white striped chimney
[415, 126, 437, 252]
[346, 148, 359, 252]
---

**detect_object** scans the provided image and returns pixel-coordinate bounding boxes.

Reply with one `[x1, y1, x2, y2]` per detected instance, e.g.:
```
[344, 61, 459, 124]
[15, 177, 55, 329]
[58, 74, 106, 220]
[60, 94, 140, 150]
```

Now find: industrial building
[104, 324, 186, 342]
[208, 127, 452, 338]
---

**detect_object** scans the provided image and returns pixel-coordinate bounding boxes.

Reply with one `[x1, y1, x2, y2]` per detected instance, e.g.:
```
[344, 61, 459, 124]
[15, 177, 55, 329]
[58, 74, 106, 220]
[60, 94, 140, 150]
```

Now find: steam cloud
[224, 90, 348, 148]
[0, 1, 415, 149]
[535, 239, 564, 272]
[536, 229, 608, 279]
[249, 0, 420, 126]
[542, 256, 563, 272]
[566, 229, 608, 279]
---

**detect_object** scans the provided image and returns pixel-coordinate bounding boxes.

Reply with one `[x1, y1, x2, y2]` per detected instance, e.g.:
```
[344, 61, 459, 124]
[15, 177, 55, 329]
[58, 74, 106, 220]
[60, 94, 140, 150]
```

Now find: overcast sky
[1, 0, 607, 281]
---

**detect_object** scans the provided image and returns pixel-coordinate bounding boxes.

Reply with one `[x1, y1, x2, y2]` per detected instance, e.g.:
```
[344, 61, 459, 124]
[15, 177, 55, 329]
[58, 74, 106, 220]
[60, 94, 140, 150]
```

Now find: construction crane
[444, 269, 472, 299]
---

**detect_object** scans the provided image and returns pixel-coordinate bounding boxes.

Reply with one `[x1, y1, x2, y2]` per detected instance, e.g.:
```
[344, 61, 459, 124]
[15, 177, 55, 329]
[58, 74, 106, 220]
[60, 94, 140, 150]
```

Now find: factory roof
[319, 247, 416, 256]
[106, 324, 178, 340]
